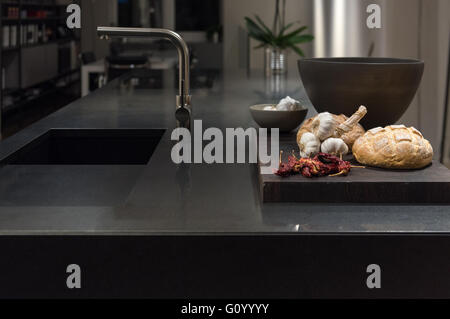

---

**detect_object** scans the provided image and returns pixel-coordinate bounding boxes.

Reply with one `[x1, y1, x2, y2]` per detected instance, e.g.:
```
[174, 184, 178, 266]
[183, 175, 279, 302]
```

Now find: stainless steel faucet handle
[176, 95, 192, 109]
[97, 26, 192, 127]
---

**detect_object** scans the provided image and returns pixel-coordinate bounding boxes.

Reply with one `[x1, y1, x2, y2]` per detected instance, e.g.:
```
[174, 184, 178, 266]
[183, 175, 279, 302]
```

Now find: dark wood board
[258, 137, 450, 204]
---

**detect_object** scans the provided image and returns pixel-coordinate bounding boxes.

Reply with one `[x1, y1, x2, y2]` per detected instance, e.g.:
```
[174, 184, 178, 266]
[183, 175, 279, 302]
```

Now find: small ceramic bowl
[249, 104, 308, 132]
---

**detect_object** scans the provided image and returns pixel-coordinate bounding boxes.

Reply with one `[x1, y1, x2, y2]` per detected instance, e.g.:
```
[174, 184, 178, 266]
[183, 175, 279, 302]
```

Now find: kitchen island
[0, 69, 449, 298]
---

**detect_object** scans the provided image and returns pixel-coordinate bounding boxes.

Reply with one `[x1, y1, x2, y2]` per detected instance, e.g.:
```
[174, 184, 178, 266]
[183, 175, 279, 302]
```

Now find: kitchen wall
[223, 0, 314, 71]
[383, 0, 448, 155]
[381, 0, 449, 156]
[81, 0, 118, 59]
[422, 0, 450, 158]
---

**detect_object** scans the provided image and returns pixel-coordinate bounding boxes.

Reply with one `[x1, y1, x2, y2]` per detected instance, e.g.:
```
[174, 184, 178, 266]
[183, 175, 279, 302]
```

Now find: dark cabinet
[20, 43, 58, 88]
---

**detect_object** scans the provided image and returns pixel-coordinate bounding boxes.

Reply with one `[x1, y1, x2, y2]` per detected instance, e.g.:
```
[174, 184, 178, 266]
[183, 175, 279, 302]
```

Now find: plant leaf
[282, 25, 308, 40]
[287, 34, 314, 44]
[290, 45, 305, 57]
[278, 22, 294, 37]
[245, 17, 273, 45]
[254, 15, 274, 39]
[245, 17, 269, 43]
[245, 17, 265, 37]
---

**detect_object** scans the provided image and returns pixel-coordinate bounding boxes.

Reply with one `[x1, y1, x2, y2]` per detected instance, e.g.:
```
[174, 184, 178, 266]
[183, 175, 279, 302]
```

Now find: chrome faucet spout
[97, 26, 191, 127]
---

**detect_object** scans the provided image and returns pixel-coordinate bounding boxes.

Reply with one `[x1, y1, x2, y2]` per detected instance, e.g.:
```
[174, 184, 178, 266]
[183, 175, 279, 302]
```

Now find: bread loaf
[297, 114, 365, 150]
[352, 125, 433, 169]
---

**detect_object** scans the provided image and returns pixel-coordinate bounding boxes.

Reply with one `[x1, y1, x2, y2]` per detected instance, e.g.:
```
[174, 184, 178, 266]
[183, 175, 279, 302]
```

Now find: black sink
[1, 129, 165, 165]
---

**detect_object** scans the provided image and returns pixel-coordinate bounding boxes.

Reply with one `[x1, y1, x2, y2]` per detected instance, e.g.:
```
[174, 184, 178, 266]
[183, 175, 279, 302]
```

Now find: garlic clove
[311, 112, 338, 141]
[276, 96, 302, 111]
[298, 132, 321, 158]
[321, 138, 349, 156]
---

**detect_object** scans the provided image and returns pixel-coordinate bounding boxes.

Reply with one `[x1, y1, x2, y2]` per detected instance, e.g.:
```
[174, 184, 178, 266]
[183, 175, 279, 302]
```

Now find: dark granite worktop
[0, 69, 449, 235]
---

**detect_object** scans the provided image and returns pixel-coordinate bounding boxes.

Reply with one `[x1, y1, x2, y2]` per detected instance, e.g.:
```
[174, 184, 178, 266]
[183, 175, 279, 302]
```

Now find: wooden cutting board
[258, 136, 450, 203]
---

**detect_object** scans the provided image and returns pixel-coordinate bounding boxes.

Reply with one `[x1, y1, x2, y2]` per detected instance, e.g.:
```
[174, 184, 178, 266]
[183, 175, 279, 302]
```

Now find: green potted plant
[245, 0, 314, 76]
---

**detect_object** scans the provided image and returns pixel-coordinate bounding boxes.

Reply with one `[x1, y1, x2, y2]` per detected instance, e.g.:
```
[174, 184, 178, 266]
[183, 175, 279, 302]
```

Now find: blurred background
[0, 0, 449, 165]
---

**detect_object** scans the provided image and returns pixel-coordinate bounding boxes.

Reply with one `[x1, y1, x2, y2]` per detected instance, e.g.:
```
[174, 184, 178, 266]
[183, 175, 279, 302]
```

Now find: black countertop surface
[1, 69, 449, 235]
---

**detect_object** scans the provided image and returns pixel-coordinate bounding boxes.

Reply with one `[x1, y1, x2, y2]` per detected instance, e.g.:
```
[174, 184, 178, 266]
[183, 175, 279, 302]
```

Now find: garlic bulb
[276, 96, 301, 111]
[311, 112, 338, 141]
[321, 138, 349, 156]
[298, 132, 321, 158]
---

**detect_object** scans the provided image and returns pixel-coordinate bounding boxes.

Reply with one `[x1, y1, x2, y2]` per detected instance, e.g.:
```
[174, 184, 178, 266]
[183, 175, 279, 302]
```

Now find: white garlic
[298, 132, 321, 158]
[311, 112, 338, 141]
[276, 96, 301, 111]
[321, 138, 349, 156]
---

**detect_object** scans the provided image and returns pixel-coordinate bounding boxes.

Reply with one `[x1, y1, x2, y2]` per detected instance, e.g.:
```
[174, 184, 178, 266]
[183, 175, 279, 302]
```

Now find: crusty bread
[297, 114, 365, 150]
[352, 125, 433, 169]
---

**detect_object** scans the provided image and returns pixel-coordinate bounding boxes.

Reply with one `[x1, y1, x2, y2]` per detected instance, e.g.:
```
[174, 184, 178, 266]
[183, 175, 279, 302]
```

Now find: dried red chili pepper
[275, 152, 355, 178]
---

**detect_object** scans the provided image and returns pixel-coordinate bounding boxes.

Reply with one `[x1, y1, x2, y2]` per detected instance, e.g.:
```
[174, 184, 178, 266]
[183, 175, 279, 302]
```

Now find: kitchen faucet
[97, 27, 192, 128]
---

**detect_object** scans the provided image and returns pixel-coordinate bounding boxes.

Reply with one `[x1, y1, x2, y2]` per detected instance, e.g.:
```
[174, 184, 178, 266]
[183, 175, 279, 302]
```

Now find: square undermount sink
[1, 129, 165, 165]
[0, 129, 165, 206]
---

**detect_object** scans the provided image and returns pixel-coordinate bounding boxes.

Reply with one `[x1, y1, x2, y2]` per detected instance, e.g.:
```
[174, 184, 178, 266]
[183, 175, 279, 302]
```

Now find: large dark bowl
[298, 57, 424, 129]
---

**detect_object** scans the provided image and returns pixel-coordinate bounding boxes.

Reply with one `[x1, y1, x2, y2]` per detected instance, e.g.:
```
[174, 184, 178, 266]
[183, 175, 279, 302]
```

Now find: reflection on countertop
[118, 68, 219, 91]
